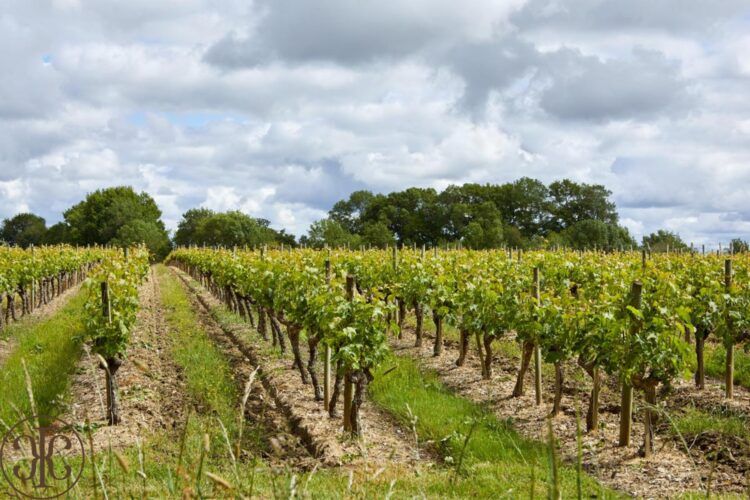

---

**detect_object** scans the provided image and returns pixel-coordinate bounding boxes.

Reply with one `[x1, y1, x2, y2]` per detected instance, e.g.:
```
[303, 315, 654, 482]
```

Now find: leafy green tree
[642, 230, 688, 252]
[174, 208, 215, 246]
[305, 219, 361, 248]
[729, 238, 749, 254]
[457, 202, 503, 249]
[0, 213, 47, 247]
[490, 178, 550, 238]
[323, 178, 622, 249]
[275, 229, 298, 248]
[43, 222, 73, 245]
[64, 186, 169, 258]
[547, 180, 618, 232]
[560, 219, 636, 250]
[503, 225, 524, 248]
[380, 187, 443, 246]
[361, 220, 395, 248]
[329, 190, 376, 233]
[196, 211, 280, 248]
[174, 209, 290, 248]
[112, 220, 172, 260]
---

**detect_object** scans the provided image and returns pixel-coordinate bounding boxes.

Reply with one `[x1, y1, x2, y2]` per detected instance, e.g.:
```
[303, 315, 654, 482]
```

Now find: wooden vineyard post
[101, 282, 112, 323]
[641, 248, 647, 268]
[323, 257, 332, 409]
[101, 282, 121, 425]
[725, 259, 734, 399]
[392, 246, 404, 339]
[343, 275, 355, 431]
[619, 281, 642, 447]
[533, 267, 542, 406]
[30, 246, 35, 313]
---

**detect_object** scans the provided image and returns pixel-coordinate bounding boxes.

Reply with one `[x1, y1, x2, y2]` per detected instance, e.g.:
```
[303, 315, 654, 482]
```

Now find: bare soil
[61, 267, 189, 452]
[61, 266, 318, 468]
[171, 267, 429, 470]
[169, 267, 316, 467]
[393, 328, 750, 498]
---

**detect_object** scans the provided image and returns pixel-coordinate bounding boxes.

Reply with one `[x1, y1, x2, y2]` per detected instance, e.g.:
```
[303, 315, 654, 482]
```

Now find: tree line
[300, 178, 736, 251]
[2, 180, 745, 258]
[0, 186, 292, 260]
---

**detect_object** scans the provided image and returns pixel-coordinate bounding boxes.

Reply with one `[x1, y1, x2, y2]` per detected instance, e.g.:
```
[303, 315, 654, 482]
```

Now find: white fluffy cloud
[1, 0, 750, 246]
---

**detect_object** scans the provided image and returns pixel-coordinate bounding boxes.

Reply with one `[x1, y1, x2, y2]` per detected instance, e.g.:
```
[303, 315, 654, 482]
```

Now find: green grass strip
[0, 290, 87, 426]
[671, 407, 750, 442]
[705, 343, 750, 389]
[156, 265, 238, 433]
[369, 354, 621, 498]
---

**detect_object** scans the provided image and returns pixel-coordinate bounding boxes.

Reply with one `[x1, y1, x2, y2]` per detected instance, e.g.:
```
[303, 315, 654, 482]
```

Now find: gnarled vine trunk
[482, 331, 493, 380]
[328, 359, 344, 418]
[257, 306, 268, 340]
[512, 341, 534, 397]
[578, 358, 601, 433]
[270, 315, 287, 354]
[307, 333, 323, 400]
[432, 311, 443, 356]
[694, 327, 708, 389]
[456, 328, 469, 366]
[349, 369, 372, 436]
[550, 362, 564, 417]
[397, 298, 406, 339]
[103, 357, 123, 425]
[286, 324, 308, 384]
[414, 301, 423, 347]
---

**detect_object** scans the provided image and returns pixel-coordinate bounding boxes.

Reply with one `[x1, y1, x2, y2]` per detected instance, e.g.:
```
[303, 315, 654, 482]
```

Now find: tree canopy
[642, 230, 689, 252]
[0, 213, 47, 248]
[318, 178, 627, 249]
[63, 186, 171, 259]
[173, 209, 294, 248]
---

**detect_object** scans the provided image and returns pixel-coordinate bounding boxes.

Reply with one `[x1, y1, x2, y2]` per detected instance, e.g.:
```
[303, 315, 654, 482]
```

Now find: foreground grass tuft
[157, 264, 238, 431]
[705, 343, 750, 389]
[369, 354, 620, 498]
[0, 289, 86, 425]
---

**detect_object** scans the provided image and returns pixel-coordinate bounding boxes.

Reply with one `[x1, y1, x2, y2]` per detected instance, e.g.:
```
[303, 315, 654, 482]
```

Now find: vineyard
[1, 244, 749, 498]
[0, 245, 102, 330]
[166, 246, 750, 493]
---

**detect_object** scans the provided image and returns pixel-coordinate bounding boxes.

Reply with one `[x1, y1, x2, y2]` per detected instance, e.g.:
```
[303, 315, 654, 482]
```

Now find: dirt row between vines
[62, 267, 188, 451]
[62, 266, 312, 467]
[0, 281, 84, 367]
[392, 329, 750, 498]
[171, 266, 428, 470]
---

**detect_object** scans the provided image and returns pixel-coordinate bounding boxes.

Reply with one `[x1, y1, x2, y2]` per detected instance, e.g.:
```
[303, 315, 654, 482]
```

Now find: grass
[671, 407, 750, 442]
[54, 265, 599, 498]
[705, 342, 750, 389]
[0, 288, 87, 426]
[14, 267, 733, 498]
[369, 354, 620, 498]
[156, 264, 238, 432]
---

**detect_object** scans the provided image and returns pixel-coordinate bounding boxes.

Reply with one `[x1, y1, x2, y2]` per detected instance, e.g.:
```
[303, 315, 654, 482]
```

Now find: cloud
[205, 0, 525, 67]
[0, 0, 749, 245]
[511, 0, 750, 34]
[537, 48, 690, 121]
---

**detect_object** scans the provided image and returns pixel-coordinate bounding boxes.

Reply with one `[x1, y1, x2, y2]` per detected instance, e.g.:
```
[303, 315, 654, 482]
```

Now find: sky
[2, 0, 750, 246]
